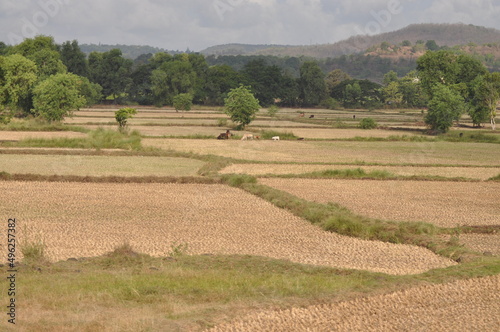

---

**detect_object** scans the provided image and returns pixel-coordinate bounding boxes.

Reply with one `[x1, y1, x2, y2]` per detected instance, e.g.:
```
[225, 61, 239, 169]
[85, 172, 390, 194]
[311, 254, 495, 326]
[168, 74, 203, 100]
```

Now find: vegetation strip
[220, 175, 477, 261]
[0, 172, 219, 184]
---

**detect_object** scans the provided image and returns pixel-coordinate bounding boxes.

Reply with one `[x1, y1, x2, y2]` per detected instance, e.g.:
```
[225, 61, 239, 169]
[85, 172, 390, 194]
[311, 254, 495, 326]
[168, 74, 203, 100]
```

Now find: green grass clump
[259, 130, 298, 140]
[488, 173, 500, 181]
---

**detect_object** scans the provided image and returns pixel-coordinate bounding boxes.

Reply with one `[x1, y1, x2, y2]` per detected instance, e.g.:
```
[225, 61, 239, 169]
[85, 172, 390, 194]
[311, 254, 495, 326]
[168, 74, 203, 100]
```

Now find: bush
[115, 108, 137, 132]
[359, 118, 377, 129]
[321, 97, 341, 110]
[173, 93, 193, 112]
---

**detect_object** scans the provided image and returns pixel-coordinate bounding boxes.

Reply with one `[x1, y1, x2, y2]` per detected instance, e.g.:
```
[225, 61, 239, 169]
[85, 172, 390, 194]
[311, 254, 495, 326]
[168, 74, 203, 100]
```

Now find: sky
[2, 0, 500, 51]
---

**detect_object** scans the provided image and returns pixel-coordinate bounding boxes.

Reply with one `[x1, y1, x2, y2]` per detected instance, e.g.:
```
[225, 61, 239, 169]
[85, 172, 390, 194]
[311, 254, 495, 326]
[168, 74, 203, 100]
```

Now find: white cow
[272, 136, 280, 141]
[241, 134, 254, 140]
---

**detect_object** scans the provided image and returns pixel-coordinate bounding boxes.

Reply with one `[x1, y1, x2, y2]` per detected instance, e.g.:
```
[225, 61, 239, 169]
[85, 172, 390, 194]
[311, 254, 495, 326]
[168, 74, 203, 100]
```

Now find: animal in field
[309, 115, 314, 119]
[241, 134, 261, 140]
[217, 130, 232, 140]
[299, 112, 305, 117]
[353, 115, 356, 119]
[272, 136, 280, 141]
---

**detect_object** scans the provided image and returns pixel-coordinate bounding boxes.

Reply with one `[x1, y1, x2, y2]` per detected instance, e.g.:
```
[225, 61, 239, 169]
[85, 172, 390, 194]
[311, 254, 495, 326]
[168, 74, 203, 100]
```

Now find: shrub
[321, 97, 341, 110]
[173, 93, 193, 112]
[359, 118, 377, 129]
[115, 108, 137, 132]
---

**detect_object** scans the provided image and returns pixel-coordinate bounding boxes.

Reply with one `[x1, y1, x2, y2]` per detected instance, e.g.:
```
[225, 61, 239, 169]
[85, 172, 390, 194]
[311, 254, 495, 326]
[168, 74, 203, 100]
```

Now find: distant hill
[200, 23, 500, 58]
[79, 44, 182, 59]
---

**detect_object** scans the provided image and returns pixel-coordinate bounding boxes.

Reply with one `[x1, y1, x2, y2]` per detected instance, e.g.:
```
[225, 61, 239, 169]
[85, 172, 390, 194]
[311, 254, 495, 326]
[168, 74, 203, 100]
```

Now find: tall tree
[88, 49, 132, 101]
[224, 85, 260, 129]
[60, 40, 89, 77]
[299, 61, 326, 106]
[470, 73, 500, 130]
[426, 84, 465, 133]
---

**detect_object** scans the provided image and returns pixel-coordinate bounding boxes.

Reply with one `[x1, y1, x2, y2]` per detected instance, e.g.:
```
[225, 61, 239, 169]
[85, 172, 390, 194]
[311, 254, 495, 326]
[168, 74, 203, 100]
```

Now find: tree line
[0, 35, 498, 131]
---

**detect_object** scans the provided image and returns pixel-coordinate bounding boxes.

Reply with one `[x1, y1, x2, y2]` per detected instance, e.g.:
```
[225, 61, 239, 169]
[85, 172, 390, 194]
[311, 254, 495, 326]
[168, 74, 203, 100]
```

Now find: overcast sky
[2, 0, 500, 51]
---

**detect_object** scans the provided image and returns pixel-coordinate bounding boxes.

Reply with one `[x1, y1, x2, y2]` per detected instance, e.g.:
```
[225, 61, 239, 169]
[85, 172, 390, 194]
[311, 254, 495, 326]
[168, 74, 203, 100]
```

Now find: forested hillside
[201, 23, 500, 58]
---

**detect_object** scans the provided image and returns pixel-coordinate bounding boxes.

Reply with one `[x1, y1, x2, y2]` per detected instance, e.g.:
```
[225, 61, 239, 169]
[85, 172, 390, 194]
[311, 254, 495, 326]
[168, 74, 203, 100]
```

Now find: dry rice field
[209, 275, 500, 332]
[220, 163, 500, 180]
[143, 139, 500, 165]
[0, 181, 455, 275]
[0, 131, 87, 141]
[259, 179, 500, 227]
[264, 128, 422, 139]
[0, 154, 205, 177]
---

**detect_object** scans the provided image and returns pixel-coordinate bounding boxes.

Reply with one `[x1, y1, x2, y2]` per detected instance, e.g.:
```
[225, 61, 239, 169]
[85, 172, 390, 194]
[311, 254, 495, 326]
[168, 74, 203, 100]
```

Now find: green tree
[325, 69, 351, 95]
[224, 85, 260, 129]
[425, 40, 439, 51]
[32, 73, 86, 122]
[11, 36, 66, 81]
[205, 64, 241, 105]
[425, 84, 465, 133]
[383, 70, 399, 86]
[115, 108, 137, 131]
[299, 61, 326, 106]
[470, 73, 500, 129]
[173, 93, 193, 111]
[0, 54, 38, 115]
[60, 40, 89, 77]
[88, 49, 132, 102]
[383, 81, 403, 107]
[151, 69, 170, 107]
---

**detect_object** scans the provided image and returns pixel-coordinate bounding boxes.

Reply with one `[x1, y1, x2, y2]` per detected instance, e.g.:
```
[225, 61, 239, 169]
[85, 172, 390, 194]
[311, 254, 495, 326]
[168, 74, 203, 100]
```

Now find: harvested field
[458, 234, 500, 255]
[76, 110, 229, 118]
[66, 117, 221, 126]
[0, 154, 205, 177]
[209, 275, 500, 332]
[0, 131, 87, 141]
[264, 128, 422, 139]
[220, 164, 500, 180]
[260, 179, 500, 227]
[84, 125, 230, 137]
[143, 139, 500, 166]
[0, 181, 455, 275]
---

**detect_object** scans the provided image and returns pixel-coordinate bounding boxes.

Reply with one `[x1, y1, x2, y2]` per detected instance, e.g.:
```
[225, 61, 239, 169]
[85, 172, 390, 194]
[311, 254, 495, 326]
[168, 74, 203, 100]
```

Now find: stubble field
[0, 181, 455, 275]
[1, 106, 498, 331]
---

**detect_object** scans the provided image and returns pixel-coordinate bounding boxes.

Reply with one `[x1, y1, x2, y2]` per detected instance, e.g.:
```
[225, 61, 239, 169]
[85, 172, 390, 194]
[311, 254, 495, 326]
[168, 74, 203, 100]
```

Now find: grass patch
[12, 128, 142, 150]
[0, 118, 88, 133]
[441, 131, 499, 143]
[5, 247, 498, 331]
[488, 173, 500, 181]
[258, 130, 298, 140]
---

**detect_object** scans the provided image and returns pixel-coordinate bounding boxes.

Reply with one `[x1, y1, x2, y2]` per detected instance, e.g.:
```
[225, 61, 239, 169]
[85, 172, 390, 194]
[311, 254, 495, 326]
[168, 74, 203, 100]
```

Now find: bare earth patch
[259, 179, 500, 227]
[220, 164, 500, 180]
[0, 182, 455, 275]
[0, 131, 87, 141]
[209, 275, 500, 332]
